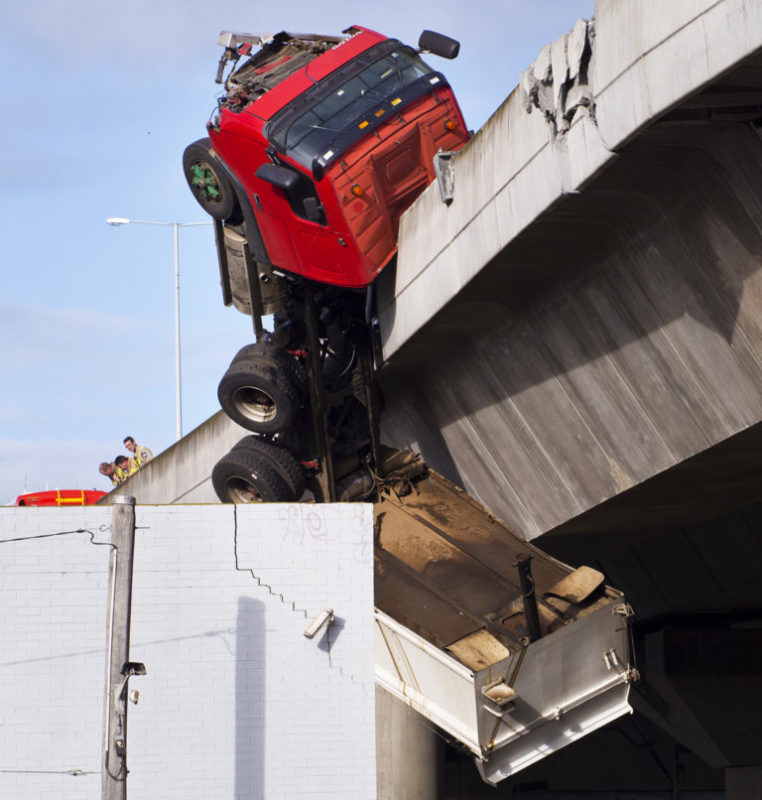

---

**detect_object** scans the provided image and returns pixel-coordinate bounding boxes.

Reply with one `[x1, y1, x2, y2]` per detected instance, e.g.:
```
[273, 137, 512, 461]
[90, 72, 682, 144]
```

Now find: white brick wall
[0, 502, 375, 799]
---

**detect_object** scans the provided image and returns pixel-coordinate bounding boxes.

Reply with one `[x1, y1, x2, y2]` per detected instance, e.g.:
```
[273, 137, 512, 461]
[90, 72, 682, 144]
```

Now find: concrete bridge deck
[377, 0, 762, 542]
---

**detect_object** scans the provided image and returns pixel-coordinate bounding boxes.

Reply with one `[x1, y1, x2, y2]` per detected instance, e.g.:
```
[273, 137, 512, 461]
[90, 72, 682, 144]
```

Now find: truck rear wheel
[231, 437, 306, 499]
[218, 356, 300, 434]
[234, 341, 307, 400]
[212, 446, 295, 503]
[183, 138, 240, 222]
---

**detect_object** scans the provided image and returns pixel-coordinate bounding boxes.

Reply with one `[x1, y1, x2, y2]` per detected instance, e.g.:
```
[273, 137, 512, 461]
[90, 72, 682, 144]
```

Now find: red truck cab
[184, 26, 468, 289]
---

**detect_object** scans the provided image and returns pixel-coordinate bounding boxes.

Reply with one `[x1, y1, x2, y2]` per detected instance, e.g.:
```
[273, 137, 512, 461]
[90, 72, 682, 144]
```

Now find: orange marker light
[444, 119, 457, 131]
[351, 184, 364, 197]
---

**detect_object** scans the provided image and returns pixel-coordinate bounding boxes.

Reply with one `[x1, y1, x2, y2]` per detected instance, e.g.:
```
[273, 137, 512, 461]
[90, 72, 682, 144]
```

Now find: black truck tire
[233, 341, 307, 400]
[183, 139, 239, 221]
[218, 356, 300, 434]
[212, 446, 295, 503]
[231, 436, 306, 499]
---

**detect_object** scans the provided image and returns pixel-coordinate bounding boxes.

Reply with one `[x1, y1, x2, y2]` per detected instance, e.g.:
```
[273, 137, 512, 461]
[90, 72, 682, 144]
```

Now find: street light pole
[106, 217, 212, 441]
[173, 222, 181, 442]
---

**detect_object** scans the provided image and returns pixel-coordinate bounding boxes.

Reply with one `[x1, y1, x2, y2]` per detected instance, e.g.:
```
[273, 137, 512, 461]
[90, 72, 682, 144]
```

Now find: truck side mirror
[256, 163, 301, 191]
[418, 30, 460, 60]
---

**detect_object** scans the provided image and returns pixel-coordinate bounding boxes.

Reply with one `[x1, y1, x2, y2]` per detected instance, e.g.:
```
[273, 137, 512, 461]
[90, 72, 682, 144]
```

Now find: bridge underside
[380, 106, 762, 543]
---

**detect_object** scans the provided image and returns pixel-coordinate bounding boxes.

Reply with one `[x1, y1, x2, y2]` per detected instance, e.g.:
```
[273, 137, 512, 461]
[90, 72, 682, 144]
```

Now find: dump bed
[374, 468, 636, 784]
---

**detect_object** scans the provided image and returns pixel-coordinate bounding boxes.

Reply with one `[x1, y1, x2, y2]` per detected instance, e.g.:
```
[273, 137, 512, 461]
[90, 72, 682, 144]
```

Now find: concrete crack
[232, 505, 309, 619]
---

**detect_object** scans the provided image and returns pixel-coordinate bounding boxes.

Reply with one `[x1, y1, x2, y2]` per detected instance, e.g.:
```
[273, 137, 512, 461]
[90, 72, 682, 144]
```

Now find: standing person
[99, 462, 120, 487]
[114, 455, 137, 483]
[123, 436, 153, 468]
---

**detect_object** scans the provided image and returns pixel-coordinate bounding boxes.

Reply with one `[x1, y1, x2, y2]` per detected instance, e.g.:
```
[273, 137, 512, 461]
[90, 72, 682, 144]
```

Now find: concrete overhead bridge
[109, 1, 762, 795]
[379, 0, 762, 543]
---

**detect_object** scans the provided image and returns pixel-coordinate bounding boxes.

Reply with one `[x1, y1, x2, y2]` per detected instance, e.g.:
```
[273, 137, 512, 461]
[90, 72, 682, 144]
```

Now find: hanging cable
[0, 527, 115, 548]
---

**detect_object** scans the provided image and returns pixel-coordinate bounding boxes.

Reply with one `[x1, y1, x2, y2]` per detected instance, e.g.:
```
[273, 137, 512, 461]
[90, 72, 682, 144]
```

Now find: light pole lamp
[106, 217, 212, 442]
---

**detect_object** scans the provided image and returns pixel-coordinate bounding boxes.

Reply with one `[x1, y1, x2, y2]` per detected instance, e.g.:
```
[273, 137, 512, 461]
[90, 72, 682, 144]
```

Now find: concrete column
[376, 686, 444, 800]
[726, 765, 762, 799]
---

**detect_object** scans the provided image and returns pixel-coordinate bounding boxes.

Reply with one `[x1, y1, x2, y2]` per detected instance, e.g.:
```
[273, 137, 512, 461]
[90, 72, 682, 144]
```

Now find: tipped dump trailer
[374, 466, 636, 784]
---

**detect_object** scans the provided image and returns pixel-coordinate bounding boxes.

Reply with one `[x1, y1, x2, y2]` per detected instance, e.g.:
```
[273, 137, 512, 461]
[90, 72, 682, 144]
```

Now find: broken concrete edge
[379, 0, 762, 361]
[519, 17, 594, 137]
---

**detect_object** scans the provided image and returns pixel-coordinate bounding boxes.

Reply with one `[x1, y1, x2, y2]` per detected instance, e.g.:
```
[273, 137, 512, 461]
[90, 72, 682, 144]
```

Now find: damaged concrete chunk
[550, 34, 569, 112]
[567, 18, 588, 81]
[518, 67, 535, 106]
[520, 18, 594, 136]
[533, 43, 553, 83]
[433, 150, 456, 205]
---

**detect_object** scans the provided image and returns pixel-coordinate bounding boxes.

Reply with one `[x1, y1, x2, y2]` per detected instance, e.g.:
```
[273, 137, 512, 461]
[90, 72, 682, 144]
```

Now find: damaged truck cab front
[184, 26, 469, 290]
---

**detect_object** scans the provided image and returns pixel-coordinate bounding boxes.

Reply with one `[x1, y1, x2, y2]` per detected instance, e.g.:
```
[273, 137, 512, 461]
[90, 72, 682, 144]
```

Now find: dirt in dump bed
[374, 467, 619, 653]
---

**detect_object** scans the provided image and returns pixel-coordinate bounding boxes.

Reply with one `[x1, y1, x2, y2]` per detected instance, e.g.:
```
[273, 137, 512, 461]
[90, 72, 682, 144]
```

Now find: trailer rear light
[444, 119, 457, 131]
[351, 184, 364, 197]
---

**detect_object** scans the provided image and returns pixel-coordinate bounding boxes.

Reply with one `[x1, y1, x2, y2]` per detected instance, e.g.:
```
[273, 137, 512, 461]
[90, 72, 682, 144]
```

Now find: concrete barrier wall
[0, 503, 375, 799]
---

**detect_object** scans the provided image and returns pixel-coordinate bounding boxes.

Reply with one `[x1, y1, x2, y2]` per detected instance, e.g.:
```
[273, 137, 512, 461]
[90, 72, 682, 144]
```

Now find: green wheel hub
[183, 139, 238, 221]
[190, 162, 222, 203]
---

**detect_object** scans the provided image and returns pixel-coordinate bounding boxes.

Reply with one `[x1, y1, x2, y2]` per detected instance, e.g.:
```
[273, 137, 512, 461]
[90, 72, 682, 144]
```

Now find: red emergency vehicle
[15, 490, 107, 506]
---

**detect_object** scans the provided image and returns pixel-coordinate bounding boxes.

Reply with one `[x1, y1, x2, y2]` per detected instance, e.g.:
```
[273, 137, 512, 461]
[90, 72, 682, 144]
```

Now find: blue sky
[0, 0, 594, 503]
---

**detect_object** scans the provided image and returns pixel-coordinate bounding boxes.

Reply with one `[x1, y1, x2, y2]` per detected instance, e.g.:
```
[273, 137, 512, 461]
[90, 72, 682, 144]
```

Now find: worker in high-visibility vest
[123, 436, 153, 468]
[99, 461, 120, 487]
[114, 455, 138, 483]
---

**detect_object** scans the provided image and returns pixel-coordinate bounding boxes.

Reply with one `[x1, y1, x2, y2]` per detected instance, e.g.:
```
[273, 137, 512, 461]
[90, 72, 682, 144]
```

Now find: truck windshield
[269, 46, 432, 168]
